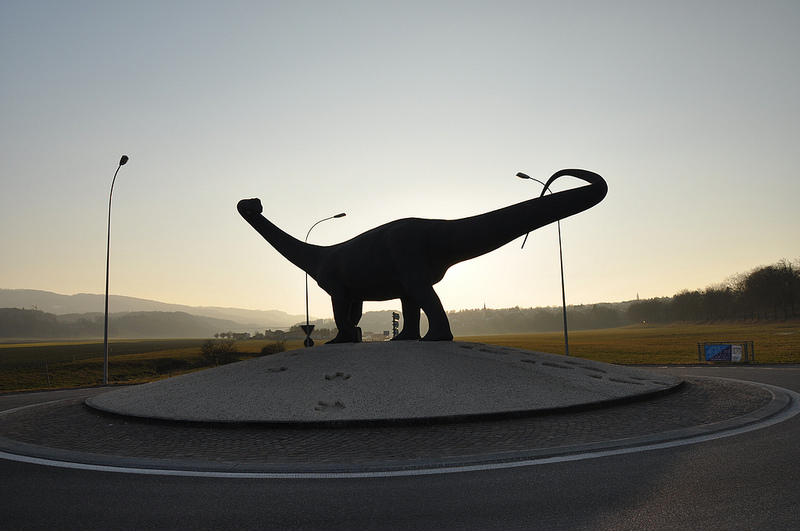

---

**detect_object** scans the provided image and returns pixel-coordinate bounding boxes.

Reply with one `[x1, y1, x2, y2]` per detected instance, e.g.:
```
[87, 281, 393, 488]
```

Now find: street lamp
[517, 172, 570, 357]
[303, 213, 346, 346]
[103, 155, 129, 385]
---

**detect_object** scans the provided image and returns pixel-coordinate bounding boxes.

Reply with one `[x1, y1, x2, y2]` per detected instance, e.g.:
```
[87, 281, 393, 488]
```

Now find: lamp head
[334, 213, 346, 218]
[119, 155, 129, 166]
[516, 172, 530, 180]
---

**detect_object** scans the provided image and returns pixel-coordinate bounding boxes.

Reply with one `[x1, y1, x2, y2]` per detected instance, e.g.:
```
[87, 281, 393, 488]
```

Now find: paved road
[2, 366, 798, 530]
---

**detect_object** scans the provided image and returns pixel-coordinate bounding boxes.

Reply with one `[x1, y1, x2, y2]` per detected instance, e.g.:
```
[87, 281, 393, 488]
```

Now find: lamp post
[517, 172, 570, 357]
[303, 213, 346, 346]
[103, 155, 129, 385]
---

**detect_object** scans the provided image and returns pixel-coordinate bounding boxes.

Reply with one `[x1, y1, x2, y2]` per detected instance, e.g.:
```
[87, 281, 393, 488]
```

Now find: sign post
[301, 324, 315, 347]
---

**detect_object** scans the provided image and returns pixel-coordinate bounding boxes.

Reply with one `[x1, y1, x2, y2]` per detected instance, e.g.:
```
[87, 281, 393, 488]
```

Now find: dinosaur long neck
[239, 211, 324, 277]
[439, 169, 608, 265]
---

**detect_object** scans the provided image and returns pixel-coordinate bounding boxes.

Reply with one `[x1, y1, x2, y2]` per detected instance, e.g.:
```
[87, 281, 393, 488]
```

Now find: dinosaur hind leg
[414, 286, 453, 342]
[393, 297, 421, 341]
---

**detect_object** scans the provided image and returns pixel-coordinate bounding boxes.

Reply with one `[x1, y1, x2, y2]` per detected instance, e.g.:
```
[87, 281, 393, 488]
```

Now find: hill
[0, 307, 278, 339]
[0, 289, 304, 329]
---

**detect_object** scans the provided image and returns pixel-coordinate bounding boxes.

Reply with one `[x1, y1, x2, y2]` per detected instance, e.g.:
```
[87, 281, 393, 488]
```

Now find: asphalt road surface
[2, 365, 798, 530]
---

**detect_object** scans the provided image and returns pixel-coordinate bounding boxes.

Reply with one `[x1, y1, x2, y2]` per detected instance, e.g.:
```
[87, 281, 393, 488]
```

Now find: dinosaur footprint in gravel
[315, 400, 346, 411]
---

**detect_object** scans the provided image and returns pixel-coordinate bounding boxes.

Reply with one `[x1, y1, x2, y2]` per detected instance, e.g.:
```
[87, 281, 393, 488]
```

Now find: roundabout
[1, 343, 796, 478]
[84, 341, 682, 425]
[2, 359, 800, 529]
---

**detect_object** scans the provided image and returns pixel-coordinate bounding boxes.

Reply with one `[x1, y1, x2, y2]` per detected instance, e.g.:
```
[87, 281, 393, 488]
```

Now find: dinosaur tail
[438, 169, 608, 264]
[237, 199, 324, 277]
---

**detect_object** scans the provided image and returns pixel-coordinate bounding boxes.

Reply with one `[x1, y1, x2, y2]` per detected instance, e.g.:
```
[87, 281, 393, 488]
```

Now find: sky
[2, 1, 799, 319]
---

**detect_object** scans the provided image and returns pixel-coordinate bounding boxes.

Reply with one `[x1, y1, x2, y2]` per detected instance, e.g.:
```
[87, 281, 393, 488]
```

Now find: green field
[0, 338, 303, 393]
[1, 322, 797, 393]
[459, 321, 799, 364]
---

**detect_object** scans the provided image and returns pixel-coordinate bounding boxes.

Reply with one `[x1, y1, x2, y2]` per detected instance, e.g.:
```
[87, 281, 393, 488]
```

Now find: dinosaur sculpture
[238, 168, 607, 343]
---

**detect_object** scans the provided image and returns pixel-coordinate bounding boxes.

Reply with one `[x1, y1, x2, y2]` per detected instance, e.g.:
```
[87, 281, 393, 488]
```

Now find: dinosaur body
[238, 169, 607, 343]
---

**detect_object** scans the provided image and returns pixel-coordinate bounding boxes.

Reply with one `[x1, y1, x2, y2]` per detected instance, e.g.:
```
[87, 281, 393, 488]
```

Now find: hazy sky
[2, 1, 798, 318]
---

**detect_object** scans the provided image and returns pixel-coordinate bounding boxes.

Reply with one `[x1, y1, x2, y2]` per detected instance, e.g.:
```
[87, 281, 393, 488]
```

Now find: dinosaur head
[237, 198, 263, 216]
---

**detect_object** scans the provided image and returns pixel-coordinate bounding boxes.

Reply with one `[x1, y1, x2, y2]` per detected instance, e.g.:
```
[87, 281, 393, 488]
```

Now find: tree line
[627, 258, 798, 323]
[446, 304, 624, 335]
[2, 259, 797, 339]
[442, 258, 799, 334]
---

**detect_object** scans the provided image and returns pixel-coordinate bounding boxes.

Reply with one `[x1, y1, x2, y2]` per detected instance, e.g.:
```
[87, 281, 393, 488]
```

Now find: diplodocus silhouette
[238, 169, 607, 343]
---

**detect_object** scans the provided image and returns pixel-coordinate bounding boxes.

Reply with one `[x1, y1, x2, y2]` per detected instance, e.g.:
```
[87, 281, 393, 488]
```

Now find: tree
[702, 284, 736, 320]
[627, 298, 668, 324]
[200, 339, 239, 367]
[258, 341, 286, 356]
[671, 290, 703, 321]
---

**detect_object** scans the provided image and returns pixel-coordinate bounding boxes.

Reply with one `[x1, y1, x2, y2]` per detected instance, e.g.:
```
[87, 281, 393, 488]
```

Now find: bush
[200, 339, 239, 367]
[259, 341, 286, 357]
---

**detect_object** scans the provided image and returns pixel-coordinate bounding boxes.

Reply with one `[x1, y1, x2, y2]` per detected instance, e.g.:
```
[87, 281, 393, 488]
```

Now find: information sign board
[703, 343, 745, 362]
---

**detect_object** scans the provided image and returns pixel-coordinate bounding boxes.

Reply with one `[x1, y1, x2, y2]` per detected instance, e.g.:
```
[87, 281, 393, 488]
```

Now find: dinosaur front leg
[414, 286, 453, 342]
[327, 296, 362, 343]
[392, 297, 421, 341]
[349, 300, 363, 327]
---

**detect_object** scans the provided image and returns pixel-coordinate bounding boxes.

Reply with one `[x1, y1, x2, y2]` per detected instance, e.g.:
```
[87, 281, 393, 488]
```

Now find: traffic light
[391, 312, 400, 338]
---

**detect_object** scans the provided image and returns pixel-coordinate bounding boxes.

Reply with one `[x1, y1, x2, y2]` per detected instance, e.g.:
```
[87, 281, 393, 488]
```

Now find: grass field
[459, 321, 799, 364]
[0, 339, 304, 393]
[1, 321, 797, 393]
